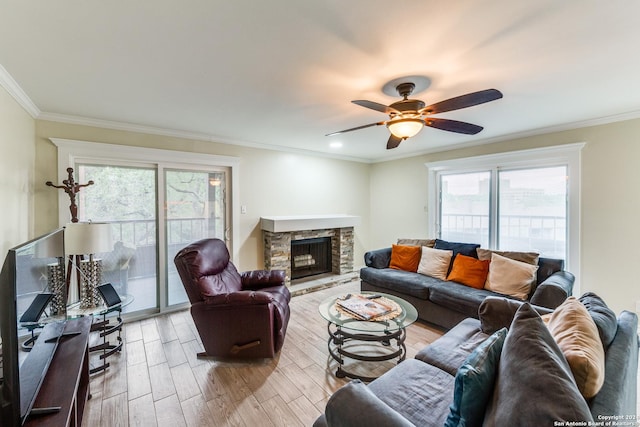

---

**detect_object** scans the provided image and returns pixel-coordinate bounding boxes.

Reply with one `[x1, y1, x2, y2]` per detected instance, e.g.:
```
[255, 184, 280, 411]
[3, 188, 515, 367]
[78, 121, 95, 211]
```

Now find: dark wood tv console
[24, 317, 91, 427]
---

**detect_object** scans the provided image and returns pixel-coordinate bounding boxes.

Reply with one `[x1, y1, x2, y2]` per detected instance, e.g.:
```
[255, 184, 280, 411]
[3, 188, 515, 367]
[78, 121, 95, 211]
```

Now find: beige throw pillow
[417, 246, 453, 280]
[476, 248, 539, 265]
[397, 238, 436, 248]
[544, 297, 606, 399]
[485, 253, 538, 300]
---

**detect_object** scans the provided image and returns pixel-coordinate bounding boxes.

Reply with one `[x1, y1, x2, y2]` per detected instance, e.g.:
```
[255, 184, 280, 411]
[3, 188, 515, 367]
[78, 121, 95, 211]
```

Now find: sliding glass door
[77, 164, 158, 314]
[77, 163, 229, 314]
[165, 169, 228, 306]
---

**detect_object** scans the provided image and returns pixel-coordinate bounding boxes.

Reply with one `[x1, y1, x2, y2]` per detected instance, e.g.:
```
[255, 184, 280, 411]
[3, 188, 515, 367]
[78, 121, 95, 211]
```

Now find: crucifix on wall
[46, 167, 94, 222]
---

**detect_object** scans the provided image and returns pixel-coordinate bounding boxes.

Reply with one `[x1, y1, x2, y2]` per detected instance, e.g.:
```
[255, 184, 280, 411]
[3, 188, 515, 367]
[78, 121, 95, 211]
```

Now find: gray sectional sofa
[361, 245, 574, 329]
[314, 295, 639, 426]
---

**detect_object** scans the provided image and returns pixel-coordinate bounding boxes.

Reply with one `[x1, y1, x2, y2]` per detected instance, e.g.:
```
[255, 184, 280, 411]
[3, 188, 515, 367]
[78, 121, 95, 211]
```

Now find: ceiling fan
[327, 82, 503, 149]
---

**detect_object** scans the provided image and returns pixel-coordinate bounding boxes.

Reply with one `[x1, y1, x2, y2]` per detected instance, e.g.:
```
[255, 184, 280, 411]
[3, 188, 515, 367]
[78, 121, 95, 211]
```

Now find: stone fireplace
[261, 215, 359, 286]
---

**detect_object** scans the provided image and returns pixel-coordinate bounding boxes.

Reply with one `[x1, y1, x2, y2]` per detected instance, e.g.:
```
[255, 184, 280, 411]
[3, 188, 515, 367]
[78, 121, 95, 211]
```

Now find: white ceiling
[2, 1, 640, 162]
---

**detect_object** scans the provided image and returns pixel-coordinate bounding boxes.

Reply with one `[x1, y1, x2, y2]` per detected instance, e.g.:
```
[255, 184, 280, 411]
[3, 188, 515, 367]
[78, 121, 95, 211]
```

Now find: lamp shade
[387, 118, 424, 139]
[64, 222, 113, 255]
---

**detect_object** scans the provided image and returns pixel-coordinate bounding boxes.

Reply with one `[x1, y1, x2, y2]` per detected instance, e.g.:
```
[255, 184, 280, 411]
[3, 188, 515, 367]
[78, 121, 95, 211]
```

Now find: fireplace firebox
[291, 237, 332, 280]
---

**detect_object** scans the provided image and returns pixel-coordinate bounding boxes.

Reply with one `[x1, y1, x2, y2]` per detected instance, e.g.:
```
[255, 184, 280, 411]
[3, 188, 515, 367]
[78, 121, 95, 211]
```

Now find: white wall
[0, 86, 35, 257]
[34, 120, 371, 271]
[369, 155, 430, 250]
[369, 118, 640, 315]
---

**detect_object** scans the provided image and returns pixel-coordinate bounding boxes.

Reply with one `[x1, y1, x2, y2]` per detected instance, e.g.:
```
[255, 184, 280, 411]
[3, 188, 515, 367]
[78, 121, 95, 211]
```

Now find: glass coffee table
[318, 291, 418, 382]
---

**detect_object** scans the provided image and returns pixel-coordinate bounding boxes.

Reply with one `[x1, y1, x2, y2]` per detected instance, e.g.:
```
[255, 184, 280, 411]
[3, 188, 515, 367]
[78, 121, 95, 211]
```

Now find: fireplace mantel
[260, 215, 359, 233]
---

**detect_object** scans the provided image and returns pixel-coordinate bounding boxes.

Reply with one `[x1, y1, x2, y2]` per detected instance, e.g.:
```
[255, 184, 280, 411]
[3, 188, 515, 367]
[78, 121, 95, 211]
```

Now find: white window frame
[50, 138, 240, 313]
[426, 143, 584, 291]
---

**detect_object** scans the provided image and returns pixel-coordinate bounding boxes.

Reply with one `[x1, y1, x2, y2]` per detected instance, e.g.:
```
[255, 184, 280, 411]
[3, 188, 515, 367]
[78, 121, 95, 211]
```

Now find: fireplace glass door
[291, 237, 332, 280]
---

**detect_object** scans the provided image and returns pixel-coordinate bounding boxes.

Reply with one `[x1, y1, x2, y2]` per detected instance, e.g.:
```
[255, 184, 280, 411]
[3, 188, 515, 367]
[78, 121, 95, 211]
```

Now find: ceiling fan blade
[325, 121, 385, 137]
[352, 100, 399, 114]
[386, 134, 403, 149]
[420, 89, 503, 115]
[424, 118, 484, 135]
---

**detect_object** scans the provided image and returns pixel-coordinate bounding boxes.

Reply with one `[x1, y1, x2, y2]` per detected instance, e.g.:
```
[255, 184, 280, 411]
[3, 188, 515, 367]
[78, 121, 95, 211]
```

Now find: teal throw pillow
[444, 327, 507, 427]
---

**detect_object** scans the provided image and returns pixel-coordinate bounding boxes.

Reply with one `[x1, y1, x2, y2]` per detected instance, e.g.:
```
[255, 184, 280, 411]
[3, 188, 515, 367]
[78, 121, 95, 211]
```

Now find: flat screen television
[0, 228, 66, 427]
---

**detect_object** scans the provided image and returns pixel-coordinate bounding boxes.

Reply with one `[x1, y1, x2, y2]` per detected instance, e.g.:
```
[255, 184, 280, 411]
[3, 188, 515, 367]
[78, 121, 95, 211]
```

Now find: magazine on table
[336, 294, 394, 320]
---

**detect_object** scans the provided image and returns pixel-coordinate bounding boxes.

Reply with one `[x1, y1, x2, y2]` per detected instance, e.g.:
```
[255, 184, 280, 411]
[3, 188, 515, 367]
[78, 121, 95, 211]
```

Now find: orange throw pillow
[447, 254, 490, 289]
[389, 244, 422, 272]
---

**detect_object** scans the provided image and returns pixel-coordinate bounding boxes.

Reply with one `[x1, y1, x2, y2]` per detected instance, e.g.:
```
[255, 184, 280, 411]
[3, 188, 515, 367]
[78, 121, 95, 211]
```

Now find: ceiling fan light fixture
[387, 118, 424, 139]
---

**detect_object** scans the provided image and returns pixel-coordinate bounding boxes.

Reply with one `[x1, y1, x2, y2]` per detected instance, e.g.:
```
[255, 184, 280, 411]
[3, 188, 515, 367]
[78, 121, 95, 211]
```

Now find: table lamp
[64, 222, 113, 308]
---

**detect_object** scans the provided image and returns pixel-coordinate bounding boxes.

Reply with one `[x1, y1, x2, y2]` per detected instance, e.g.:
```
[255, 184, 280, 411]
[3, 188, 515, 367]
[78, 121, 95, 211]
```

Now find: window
[52, 138, 239, 317]
[427, 144, 583, 280]
[440, 171, 490, 247]
[497, 167, 567, 258]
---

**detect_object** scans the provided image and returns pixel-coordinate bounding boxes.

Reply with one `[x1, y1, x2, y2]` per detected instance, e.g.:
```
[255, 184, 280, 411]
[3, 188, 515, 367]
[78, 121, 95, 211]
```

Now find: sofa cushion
[485, 253, 538, 300]
[324, 380, 414, 427]
[483, 303, 593, 426]
[446, 254, 490, 289]
[368, 359, 454, 427]
[445, 328, 507, 427]
[389, 244, 422, 272]
[427, 280, 509, 318]
[579, 292, 617, 349]
[543, 297, 606, 399]
[360, 267, 435, 300]
[476, 248, 539, 265]
[417, 246, 453, 280]
[415, 318, 488, 376]
[434, 239, 481, 259]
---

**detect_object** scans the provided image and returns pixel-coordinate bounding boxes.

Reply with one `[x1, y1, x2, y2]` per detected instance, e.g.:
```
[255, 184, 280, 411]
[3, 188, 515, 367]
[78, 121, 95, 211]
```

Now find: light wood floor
[81, 281, 443, 427]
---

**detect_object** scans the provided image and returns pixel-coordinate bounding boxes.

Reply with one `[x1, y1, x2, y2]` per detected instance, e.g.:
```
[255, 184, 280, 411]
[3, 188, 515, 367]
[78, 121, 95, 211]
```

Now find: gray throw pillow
[325, 380, 414, 427]
[483, 303, 593, 426]
[478, 296, 553, 334]
[444, 328, 507, 427]
[579, 292, 618, 348]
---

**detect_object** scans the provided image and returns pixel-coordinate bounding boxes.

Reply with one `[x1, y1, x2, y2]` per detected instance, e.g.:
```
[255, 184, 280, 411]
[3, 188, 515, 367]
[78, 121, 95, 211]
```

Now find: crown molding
[370, 108, 640, 164]
[0, 63, 40, 117]
[37, 111, 372, 164]
[35, 107, 640, 165]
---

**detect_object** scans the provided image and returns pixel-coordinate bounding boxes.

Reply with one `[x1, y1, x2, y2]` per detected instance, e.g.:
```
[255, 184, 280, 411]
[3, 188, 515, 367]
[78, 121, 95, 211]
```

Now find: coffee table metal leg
[397, 327, 407, 363]
[326, 322, 407, 382]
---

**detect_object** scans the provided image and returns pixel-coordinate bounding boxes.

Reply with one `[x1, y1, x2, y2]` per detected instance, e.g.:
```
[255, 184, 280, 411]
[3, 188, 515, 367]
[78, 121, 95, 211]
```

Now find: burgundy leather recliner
[174, 238, 291, 359]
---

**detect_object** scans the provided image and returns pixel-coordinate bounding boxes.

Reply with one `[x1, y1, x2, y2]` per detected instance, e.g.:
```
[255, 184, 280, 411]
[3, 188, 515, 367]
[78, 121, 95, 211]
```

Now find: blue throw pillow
[444, 328, 507, 427]
[579, 292, 617, 348]
[434, 239, 481, 259]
